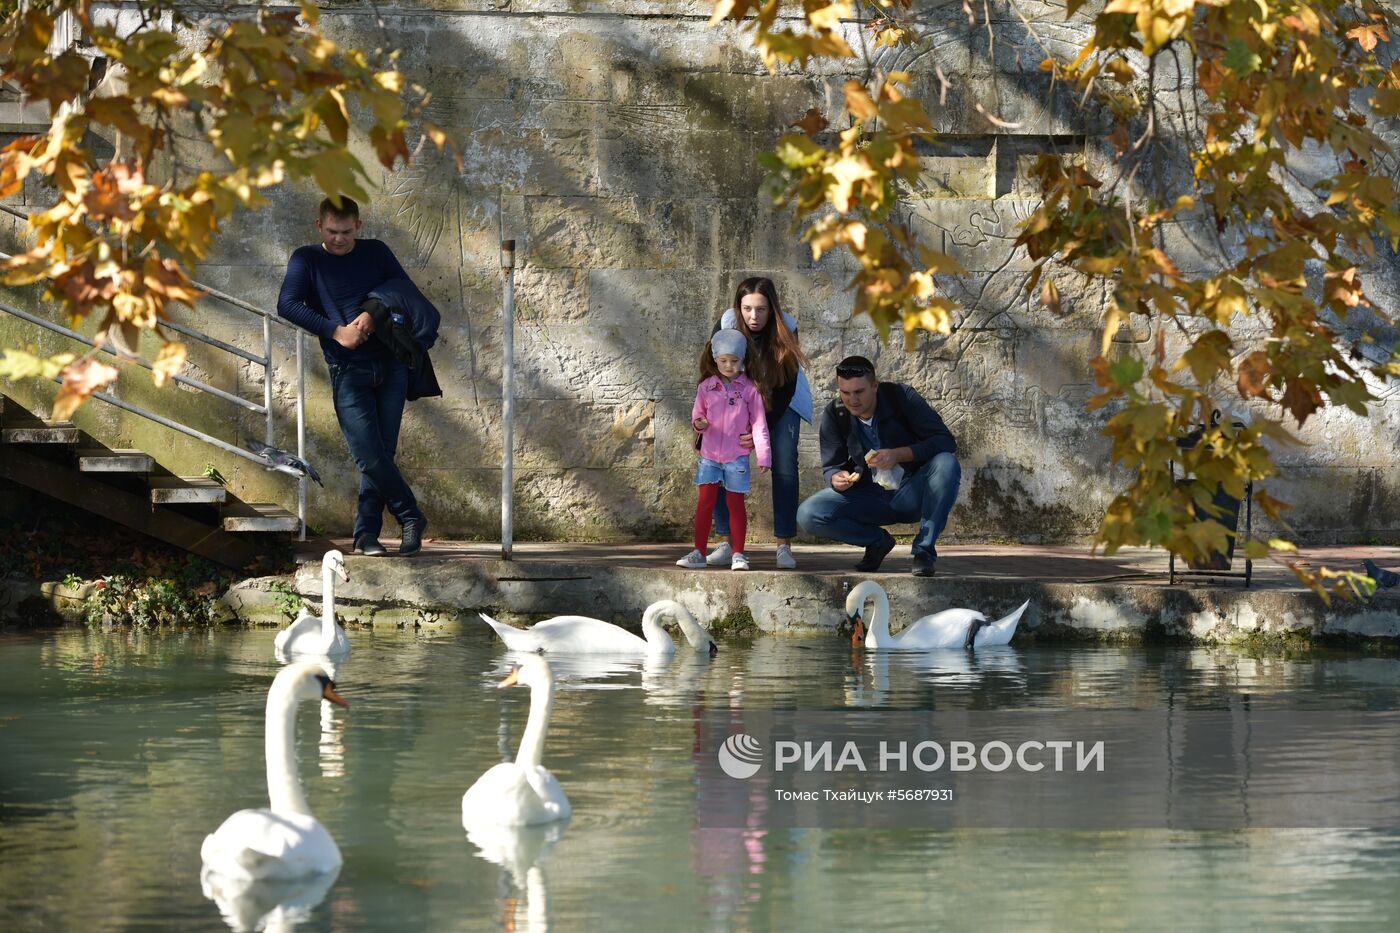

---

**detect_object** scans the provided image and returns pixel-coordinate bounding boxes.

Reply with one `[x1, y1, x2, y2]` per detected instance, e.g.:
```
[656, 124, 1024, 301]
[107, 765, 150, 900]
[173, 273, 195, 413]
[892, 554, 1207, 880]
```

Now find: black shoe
[399, 518, 427, 556]
[911, 554, 936, 577]
[854, 532, 897, 572]
[353, 534, 387, 557]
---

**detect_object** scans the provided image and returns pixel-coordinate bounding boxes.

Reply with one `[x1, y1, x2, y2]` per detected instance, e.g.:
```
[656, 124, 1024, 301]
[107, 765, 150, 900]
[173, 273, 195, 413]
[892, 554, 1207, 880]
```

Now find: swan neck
[320, 562, 336, 647]
[867, 586, 891, 642]
[671, 605, 708, 649]
[515, 678, 554, 770]
[266, 682, 311, 816]
[641, 606, 676, 652]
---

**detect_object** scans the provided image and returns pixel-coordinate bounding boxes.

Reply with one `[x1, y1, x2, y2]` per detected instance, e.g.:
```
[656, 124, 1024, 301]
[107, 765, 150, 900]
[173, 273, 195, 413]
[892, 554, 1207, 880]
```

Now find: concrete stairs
[0, 393, 301, 568]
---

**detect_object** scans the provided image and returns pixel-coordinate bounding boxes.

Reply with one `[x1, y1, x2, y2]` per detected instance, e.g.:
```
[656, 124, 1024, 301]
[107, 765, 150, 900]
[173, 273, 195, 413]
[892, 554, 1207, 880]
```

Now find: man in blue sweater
[797, 356, 960, 576]
[277, 197, 428, 556]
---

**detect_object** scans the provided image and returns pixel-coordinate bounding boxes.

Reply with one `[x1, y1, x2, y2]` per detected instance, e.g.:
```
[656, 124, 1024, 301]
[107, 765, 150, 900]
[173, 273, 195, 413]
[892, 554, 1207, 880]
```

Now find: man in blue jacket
[276, 197, 428, 556]
[797, 356, 960, 576]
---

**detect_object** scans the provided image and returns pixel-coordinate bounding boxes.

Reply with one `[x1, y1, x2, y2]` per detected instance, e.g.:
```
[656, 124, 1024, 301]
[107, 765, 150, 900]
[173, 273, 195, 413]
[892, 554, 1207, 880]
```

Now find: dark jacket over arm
[366, 278, 444, 401]
[818, 382, 957, 487]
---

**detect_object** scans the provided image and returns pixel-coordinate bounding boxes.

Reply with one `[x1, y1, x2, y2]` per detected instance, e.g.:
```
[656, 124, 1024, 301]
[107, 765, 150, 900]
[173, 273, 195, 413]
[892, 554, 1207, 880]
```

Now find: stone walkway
[307, 537, 1400, 595]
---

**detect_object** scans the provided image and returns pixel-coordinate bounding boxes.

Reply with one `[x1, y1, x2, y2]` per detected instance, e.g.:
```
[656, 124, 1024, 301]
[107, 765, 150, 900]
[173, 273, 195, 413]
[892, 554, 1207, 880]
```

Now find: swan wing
[274, 615, 323, 655]
[482, 612, 660, 653]
[323, 624, 352, 658]
[480, 613, 545, 652]
[974, 600, 1029, 647]
[523, 766, 571, 822]
[519, 615, 650, 653]
[463, 763, 568, 827]
[278, 618, 351, 658]
[897, 608, 986, 649]
[201, 809, 341, 881]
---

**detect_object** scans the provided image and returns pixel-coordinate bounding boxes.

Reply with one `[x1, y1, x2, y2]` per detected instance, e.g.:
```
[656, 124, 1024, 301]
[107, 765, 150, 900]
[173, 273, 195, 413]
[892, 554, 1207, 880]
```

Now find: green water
[2, 626, 1400, 931]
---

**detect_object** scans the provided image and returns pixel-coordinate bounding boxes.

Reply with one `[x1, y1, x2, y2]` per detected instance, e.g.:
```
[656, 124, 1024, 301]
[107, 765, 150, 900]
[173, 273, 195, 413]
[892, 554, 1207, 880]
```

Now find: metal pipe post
[262, 314, 274, 447]
[296, 330, 307, 541]
[501, 239, 516, 560]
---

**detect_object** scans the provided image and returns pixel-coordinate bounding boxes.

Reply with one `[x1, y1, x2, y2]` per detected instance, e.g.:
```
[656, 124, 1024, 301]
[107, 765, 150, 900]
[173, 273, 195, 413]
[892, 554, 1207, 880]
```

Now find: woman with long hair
[702, 276, 811, 569]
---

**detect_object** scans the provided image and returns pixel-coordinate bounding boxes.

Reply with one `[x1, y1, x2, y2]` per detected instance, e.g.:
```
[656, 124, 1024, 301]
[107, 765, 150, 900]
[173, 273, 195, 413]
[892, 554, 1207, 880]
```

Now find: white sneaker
[706, 542, 733, 565]
[775, 544, 797, 570]
[731, 552, 750, 571]
[676, 548, 707, 569]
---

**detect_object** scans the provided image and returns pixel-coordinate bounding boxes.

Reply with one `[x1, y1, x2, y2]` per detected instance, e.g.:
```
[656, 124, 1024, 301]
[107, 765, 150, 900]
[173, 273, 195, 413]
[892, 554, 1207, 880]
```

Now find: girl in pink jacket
[677, 329, 771, 571]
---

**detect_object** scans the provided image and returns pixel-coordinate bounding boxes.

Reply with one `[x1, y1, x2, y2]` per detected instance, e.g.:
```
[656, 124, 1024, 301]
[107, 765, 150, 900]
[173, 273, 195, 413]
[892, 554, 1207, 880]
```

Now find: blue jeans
[715, 407, 801, 540]
[328, 357, 424, 540]
[797, 451, 961, 560]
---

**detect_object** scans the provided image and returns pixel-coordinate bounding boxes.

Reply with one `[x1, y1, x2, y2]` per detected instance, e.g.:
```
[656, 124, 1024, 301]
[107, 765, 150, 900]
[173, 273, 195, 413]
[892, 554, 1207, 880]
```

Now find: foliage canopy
[0, 0, 446, 416]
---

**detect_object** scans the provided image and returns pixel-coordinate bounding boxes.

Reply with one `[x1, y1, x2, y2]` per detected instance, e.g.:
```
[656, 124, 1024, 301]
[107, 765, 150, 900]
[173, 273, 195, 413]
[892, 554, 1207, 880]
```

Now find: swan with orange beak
[462, 654, 571, 828]
[846, 580, 1028, 650]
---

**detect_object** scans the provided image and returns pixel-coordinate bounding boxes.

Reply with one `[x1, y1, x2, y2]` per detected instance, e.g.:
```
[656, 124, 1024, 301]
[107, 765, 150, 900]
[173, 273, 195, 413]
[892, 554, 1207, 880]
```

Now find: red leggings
[695, 483, 746, 554]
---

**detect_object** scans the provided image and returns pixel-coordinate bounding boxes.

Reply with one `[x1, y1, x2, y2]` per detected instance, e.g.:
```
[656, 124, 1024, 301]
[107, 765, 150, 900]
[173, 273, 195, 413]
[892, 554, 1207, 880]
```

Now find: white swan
[846, 580, 1029, 650]
[274, 550, 350, 658]
[462, 654, 571, 827]
[201, 662, 349, 883]
[480, 599, 717, 656]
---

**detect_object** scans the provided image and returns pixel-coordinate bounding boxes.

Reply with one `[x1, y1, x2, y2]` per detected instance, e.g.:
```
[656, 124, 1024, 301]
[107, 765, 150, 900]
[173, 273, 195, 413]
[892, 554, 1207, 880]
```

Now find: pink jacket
[692, 374, 771, 468]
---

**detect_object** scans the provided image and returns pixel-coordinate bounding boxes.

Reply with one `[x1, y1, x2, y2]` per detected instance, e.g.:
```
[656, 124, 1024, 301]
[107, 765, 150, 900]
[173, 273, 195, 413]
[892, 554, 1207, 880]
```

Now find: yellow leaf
[709, 0, 739, 26]
[844, 80, 878, 121]
[374, 71, 405, 93]
[54, 358, 119, 419]
[1346, 25, 1388, 52]
[902, 300, 957, 349]
[828, 155, 875, 212]
[808, 2, 853, 32]
[151, 341, 187, 388]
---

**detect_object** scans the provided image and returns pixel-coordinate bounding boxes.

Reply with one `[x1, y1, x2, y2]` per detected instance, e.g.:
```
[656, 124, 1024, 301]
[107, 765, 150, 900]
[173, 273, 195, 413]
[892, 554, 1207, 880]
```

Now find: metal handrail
[0, 229, 309, 539]
[1, 299, 266, 413]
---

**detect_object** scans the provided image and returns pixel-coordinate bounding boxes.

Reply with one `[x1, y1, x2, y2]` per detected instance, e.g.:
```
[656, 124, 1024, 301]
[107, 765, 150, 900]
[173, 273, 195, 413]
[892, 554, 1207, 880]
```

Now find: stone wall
[2, 2, 1399, 544]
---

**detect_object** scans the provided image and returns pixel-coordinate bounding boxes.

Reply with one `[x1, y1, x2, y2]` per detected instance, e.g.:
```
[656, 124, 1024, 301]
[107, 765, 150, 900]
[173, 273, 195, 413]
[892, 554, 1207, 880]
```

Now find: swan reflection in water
[466, 820, 570, 933]
[201, 865, 340, 933]
[485, 648, 716, 708]
[844, 645, 1027, 706]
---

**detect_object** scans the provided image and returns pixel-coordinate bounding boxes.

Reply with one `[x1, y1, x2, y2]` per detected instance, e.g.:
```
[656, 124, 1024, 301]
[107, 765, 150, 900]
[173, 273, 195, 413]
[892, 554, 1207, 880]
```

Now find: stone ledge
[279, 553, 1400, 646]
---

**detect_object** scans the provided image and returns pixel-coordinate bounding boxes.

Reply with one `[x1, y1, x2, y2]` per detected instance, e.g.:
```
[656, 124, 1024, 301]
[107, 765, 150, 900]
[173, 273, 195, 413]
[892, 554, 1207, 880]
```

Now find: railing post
[501, 238, 516, 561]
[296, 329, 306, 542]
[262, 313, 273, 448]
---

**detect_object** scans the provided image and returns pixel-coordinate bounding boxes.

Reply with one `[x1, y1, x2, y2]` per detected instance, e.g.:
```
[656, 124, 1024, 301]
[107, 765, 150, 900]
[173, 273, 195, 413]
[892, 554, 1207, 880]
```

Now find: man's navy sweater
[276, 239, 409, 364]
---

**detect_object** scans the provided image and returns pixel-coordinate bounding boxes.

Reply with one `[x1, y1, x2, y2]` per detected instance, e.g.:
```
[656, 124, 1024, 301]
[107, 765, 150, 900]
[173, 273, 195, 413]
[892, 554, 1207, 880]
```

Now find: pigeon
[1362, 559, 1400, 590]
[246, 441, 323, 486]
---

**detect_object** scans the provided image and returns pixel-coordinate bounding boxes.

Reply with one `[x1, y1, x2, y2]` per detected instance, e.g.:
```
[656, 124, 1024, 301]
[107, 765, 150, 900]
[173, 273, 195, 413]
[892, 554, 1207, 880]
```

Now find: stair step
[2, 421, 79, 444]
[78, 449, 154, 473]
[150, 476, 229, 505]
[223, 503, 300, 533]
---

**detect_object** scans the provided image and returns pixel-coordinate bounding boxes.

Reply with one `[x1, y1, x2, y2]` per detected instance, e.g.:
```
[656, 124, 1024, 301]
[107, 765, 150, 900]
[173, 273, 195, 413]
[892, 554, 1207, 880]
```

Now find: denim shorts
[695, 456, 750, 494]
